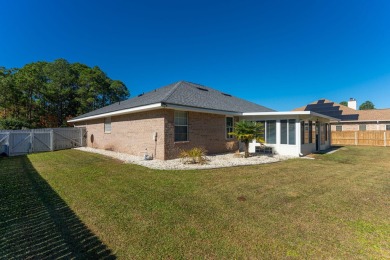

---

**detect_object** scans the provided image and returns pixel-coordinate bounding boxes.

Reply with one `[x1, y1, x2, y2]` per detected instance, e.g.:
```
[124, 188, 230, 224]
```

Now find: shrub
[179, 147, 208, 164]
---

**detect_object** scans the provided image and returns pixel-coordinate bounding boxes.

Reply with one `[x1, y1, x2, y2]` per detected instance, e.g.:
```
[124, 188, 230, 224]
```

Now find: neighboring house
[294, 98, 390, 131]
[68, 81, 335, 159]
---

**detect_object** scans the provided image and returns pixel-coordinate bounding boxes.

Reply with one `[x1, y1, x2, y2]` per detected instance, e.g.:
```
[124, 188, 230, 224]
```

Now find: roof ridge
[161, 81, 183, 103]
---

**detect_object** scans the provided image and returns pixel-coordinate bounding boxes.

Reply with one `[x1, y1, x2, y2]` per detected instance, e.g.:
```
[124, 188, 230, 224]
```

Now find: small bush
[179, 147, 208, 164]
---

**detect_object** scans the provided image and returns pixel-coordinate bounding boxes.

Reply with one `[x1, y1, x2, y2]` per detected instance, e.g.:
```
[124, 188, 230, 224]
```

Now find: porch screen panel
[288, 119, 296, 144]
[301, 121, 305, 144]
[308, 121, 313, 143]
[266, 120, 276, 144]
[324, 123, 328, 141]
[256, 121, 265, 141]
[321, 124, 326, 144]
[280, 120, 287, 144]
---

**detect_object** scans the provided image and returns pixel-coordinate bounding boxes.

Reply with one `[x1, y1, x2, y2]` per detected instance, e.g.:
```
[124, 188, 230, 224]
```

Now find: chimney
[348, 98, 357, 110]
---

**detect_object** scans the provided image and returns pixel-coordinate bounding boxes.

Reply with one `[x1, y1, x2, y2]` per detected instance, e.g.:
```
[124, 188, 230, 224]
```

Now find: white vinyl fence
[0, 128, 86, 156]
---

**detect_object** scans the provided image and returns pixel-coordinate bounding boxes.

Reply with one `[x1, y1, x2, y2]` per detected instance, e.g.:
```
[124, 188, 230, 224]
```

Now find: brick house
[69, 81, 335, 159]
[294, 98, 390, 132]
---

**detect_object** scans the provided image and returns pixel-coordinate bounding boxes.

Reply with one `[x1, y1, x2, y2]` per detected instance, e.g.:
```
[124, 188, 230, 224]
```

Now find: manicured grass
[1, 146, 389, 259]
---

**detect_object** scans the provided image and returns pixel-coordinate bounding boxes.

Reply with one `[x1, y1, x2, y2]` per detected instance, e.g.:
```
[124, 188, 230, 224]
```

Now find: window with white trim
[266, 120, 276, 144]
[104, 117, 111, 133]
[386, 125, 390, 131]
[359, 124, 366, 131]
[280, 119, 296, 145]
[226, 117, 234, 139]
[336, 125, 342, 131]
[174, 111, 188, 142]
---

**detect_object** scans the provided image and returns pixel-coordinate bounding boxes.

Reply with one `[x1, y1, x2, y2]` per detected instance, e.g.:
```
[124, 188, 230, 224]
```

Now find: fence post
[50, 129, 54, 151]
[30, 131, 34, 153]
[385, 132, 387, 147]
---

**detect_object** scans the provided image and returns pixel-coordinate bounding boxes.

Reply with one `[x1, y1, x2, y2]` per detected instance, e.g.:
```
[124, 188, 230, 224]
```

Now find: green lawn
[1, 146, 389, 259]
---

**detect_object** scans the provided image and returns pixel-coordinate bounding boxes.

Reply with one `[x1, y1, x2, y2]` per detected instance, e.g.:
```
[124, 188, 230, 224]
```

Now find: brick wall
[164, 110, 238, 159]
[75, 109, 239, 160]
[76, 110, 167, 160]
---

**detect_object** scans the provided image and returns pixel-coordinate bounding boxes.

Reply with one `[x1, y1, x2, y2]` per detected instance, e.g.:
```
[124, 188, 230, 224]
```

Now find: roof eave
[162, 103, 242, 116]
[242, 111, 339, 121]
[67, 103, 163, 123]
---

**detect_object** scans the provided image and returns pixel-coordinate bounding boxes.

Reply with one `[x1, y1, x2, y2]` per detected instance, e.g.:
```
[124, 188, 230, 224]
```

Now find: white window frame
[104, 117, 111, 134]
[226, 117, 234, 139]
[174, 111, 188, 142]
[280, 119, 296, 145]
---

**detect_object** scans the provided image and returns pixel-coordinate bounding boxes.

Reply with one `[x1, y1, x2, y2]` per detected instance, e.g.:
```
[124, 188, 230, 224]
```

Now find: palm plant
[229, 120, 265, 158]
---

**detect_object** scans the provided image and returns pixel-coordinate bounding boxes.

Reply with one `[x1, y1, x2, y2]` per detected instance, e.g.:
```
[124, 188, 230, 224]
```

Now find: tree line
[0, 59, 129, 129]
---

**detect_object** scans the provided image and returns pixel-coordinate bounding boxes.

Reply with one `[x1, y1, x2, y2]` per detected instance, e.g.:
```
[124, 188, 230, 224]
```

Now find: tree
[13, 62, 47, 125]
[229, 120, 265, 158]
[0, 59, 130, 129]
[359, 101, 375, 110]
[339, 101, 348, 106]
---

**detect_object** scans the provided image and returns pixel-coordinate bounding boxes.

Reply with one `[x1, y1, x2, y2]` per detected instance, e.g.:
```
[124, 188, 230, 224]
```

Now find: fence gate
[32, 129, 52, 153]
[0, 127, 86, 156]
[8, 131, 32, 156]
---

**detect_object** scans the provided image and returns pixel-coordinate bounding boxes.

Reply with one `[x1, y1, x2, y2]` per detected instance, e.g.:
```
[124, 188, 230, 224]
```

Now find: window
[386, 125, 390, 131]
[104, 117, 111, 133]
[359, 124, 366, 131]
[336, 125, 342, 131]
[301, 121, 305, 144]
[288, 119, 296, 145]
[280, 119, 296, 145]
[280, 120, 288, 144]
[266, 120, 276, 144]
[308, 121, 313, 143]
[226, 117, 234, 139]
[174, 111, 188, 142]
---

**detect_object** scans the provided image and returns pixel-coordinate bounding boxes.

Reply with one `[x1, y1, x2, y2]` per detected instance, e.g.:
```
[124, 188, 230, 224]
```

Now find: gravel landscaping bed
[75, 147, 294, 170]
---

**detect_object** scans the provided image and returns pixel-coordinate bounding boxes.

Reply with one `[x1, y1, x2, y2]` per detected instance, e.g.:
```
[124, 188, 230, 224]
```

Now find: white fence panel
[32, 129, 52, 153]
[53, 128, 83, 150]
[0, 127, 86, 156]
[9, 131, 32, 156]
[0, 132, 9, 155]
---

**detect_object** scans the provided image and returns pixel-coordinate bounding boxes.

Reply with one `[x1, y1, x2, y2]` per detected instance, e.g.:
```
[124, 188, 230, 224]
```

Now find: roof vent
[222, 93, 232, 97]
[138, 93, 144, 97]
[196, 87, 208, 92]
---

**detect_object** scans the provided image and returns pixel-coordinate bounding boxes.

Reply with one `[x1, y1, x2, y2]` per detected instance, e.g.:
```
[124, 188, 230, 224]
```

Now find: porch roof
[242, 111, 339, 122]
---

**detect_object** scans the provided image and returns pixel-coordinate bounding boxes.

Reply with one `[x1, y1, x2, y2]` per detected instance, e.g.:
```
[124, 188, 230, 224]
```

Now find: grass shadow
[0, 156, 116, 259]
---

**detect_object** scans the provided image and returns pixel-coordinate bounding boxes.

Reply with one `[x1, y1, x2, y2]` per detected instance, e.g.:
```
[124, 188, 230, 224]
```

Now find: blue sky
[1, 0, 390, 110]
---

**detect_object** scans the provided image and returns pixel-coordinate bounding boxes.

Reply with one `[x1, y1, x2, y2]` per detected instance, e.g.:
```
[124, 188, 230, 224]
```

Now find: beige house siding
[164, 110, 238, 159]
[74, 109, 238, 160]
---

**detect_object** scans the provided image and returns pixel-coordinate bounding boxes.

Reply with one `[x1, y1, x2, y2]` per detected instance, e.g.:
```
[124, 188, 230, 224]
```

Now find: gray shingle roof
[70, 81, 275, 121]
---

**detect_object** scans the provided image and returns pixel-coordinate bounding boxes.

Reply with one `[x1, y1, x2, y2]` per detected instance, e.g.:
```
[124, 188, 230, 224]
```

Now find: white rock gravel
[75, 147, 295, 170]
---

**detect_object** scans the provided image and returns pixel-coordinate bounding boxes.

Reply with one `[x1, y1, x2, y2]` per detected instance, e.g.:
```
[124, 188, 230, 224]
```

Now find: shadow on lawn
[0, 156, 116, 259]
